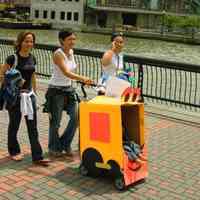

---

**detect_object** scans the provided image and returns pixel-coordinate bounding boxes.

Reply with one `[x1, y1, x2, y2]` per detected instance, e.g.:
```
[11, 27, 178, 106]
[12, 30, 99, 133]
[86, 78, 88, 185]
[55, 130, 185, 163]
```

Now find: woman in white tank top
[45, 30, 93, 157]
[102, 32, 124, 76]
[98, 32, 125, 94]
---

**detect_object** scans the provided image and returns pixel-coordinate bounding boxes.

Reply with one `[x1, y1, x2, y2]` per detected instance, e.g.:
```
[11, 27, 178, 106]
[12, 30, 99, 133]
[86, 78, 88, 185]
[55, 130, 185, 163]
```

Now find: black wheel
[79, 163, 89, 176]
[82, 148, 103, 177]
[107, 160, 121, 177]
[114, 177, 126, 191]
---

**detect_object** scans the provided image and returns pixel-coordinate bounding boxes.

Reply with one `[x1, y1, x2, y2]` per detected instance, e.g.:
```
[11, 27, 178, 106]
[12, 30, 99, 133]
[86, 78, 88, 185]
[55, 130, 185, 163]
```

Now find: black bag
[0, 54, 22, 110]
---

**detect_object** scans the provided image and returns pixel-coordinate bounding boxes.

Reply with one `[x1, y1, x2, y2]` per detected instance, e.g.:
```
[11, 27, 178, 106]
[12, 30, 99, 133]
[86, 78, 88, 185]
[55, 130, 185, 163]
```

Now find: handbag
[0, 54, 23, 110]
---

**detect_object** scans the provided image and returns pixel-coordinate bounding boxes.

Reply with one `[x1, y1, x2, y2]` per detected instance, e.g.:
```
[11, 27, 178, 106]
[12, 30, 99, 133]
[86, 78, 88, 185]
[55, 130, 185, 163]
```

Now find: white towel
[20, 91, 35, 120]
[105, 76, 130, 98]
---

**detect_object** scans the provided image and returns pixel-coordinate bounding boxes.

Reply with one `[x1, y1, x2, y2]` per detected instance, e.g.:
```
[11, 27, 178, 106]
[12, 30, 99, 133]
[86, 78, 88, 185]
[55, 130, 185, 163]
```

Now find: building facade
[0, 0, 14, 11]
[14, 0, 31, 7]
[14, 0, 31, 13]
[86, 0, 190, 29]
[30, 0, 85, 28]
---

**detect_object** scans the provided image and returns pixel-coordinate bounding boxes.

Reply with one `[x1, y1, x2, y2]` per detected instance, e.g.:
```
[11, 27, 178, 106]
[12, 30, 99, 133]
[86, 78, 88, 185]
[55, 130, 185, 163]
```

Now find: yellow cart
[79, 95, 148, 190]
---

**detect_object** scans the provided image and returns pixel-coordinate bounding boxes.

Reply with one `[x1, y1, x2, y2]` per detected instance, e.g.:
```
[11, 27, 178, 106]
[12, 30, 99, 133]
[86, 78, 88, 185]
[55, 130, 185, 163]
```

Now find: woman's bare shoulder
[102, 50, 113, 66]
[102, 49, 114, 60]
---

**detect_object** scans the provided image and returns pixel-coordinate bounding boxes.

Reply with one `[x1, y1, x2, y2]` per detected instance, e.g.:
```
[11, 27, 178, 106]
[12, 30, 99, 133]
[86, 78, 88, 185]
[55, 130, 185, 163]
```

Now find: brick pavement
[0, 82, 200, 200]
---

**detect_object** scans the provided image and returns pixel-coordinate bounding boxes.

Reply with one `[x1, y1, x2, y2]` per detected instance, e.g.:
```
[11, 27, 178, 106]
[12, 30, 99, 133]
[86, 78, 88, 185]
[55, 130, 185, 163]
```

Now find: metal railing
[0, 39, 200, 111]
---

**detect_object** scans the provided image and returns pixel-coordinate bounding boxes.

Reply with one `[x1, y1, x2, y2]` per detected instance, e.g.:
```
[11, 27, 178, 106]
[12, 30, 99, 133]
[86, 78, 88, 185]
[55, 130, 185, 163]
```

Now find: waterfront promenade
[0, 82, 200, 200]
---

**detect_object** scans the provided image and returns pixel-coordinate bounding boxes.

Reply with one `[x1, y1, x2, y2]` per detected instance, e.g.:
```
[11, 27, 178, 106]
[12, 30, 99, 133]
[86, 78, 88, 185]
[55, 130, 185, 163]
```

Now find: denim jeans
[8, 95, 43, 161]
[48, 89, 78, 153]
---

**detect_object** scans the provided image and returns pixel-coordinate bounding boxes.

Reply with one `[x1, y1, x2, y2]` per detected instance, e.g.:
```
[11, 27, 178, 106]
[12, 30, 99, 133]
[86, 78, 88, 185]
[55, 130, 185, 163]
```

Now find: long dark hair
[14, 31, 36, 52]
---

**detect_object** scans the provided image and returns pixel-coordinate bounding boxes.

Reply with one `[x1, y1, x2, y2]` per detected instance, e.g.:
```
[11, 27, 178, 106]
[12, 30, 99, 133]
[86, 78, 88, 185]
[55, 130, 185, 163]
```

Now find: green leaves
[163, 14, 200, 29]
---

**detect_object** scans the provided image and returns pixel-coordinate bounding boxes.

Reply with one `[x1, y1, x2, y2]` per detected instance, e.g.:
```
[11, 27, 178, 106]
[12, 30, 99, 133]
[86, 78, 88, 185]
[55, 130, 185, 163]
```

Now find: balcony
[87, 0, 188, 14]
[88, 0, 148, 9]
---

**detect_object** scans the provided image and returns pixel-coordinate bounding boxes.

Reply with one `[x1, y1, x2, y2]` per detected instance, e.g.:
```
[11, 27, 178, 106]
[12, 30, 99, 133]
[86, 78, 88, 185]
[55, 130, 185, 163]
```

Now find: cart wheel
[107, 160, 121, 177]
[114, 177, 125, 191]
[82, 148, 103, 177]
[79, 164, 88, 176]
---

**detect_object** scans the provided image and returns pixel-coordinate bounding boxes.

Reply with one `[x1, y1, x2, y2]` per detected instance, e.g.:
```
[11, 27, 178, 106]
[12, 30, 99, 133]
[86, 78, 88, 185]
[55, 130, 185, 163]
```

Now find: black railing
[0, 39, 200, 111]
[124, 55, 200, 110]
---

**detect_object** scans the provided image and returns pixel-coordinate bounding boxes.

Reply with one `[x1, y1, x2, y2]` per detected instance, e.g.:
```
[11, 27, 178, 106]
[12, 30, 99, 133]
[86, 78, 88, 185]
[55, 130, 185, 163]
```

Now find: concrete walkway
[0, 82, 199, 200]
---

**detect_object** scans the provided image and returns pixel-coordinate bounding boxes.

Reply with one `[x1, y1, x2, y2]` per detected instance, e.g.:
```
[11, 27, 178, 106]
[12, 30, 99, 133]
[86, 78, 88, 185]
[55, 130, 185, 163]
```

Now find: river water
[0, 28, 200, 65]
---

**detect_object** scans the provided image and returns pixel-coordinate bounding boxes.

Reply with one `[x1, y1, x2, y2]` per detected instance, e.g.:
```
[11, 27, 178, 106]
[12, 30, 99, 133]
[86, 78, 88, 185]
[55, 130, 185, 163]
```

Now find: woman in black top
[0, 31, 49, 166]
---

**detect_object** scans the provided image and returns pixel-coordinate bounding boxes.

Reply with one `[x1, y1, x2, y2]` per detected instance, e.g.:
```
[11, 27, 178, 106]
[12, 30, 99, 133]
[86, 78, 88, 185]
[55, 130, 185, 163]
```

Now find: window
[43, 10, 48, 19]
[74, 12, 79, 21]
[51, 11, 55, 19]
[67, 12, 72, 20]
[60, 12, 65, 20]
[35, 10, 39, 18]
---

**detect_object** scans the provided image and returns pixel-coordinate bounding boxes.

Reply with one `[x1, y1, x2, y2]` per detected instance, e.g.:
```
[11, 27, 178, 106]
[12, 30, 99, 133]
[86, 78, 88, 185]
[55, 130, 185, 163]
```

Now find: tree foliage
[163, 14, 200, 30]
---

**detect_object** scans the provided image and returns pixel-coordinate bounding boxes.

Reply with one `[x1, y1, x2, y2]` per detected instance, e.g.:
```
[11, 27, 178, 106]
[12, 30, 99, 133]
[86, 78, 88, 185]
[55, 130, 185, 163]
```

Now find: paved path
[0, 82, 199, 200]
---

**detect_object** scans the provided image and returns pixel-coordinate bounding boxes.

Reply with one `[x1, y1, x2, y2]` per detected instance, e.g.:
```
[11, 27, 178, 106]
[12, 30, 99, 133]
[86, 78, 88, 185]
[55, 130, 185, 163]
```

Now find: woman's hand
[83, 78, 94, 85]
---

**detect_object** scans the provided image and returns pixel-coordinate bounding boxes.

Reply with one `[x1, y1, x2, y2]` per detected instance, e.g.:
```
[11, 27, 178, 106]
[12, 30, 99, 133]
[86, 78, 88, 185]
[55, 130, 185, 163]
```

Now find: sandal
[63, 147, 74, 157]
[32, 159, 50, 167]
[11, 154, 24, 161]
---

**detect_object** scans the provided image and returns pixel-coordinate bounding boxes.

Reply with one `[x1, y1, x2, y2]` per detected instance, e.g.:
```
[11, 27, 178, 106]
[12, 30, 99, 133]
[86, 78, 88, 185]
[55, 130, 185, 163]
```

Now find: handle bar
[77, 81, 97, 87]
[77, 81, 99, 99]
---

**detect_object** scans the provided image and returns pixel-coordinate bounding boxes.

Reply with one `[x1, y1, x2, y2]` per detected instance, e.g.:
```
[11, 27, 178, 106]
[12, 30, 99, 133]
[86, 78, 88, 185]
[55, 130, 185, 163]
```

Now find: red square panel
[89, 112, 110, 143]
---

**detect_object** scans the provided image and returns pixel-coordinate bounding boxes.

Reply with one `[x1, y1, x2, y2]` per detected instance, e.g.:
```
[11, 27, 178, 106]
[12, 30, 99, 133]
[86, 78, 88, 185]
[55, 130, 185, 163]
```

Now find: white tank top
[102, 52, 123, 76]
[49, 48, 76, 86]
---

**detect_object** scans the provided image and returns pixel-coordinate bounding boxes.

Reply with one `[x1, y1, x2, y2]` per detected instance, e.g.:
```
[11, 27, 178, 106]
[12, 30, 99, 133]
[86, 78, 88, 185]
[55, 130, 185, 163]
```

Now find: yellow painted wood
[80, 99, 123, 168]
[79, 96, 145, 169]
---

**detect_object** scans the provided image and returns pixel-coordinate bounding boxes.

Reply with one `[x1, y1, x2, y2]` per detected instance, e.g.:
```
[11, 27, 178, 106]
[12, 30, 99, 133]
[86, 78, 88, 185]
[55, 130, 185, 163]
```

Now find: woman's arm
[101, 50, 113, 67]
[0, 63, 10, 87]
[53, 52, 92, 84]
[31, 72, 37, 94]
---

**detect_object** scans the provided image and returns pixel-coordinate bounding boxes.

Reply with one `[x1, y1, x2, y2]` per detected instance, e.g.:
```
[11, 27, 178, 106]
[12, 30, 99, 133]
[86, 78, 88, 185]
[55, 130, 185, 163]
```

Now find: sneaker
[10, 154, 24, 161]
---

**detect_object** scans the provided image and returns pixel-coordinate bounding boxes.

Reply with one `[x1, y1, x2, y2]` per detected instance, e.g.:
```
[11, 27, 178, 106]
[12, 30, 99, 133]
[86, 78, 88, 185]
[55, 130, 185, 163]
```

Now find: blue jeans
[48, 89, 78, 153]
[8, 95, 43, 161]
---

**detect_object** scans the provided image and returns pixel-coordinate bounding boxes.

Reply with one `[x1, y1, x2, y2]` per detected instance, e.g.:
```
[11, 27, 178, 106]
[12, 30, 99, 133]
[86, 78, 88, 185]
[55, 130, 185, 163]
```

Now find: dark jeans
[48, 89, 78, 153]
[8, 95, 43, 161]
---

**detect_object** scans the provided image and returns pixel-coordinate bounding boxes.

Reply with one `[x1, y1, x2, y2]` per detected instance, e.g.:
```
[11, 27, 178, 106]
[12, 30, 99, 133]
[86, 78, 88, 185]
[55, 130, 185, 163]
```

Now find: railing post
[138, 63, 144, 102]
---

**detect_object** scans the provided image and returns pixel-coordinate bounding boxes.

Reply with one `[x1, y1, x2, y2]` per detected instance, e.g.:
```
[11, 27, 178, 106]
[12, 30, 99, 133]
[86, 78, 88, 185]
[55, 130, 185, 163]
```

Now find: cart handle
[77, 81, 98, 99]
